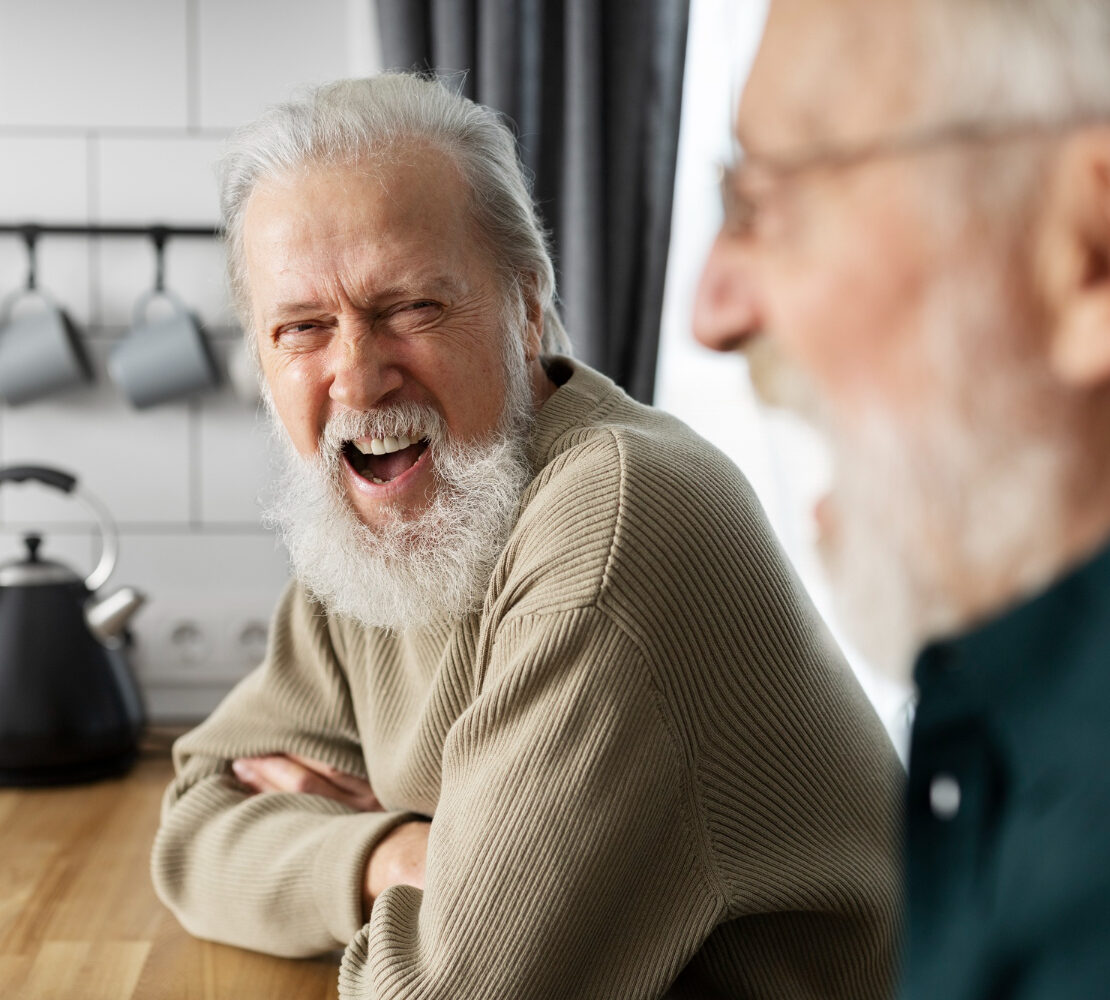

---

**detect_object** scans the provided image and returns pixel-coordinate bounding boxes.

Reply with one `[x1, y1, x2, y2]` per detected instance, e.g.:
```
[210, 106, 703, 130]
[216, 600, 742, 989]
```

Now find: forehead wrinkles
[245, 155, 488, 318]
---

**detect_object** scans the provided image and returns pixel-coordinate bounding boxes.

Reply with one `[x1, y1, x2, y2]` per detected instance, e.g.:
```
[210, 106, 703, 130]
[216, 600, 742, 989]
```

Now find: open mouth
[342, 434, 430, 485]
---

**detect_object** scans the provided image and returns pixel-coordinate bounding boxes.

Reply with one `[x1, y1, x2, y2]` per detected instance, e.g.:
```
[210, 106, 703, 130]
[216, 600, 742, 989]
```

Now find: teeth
[351, 435, 416, 456]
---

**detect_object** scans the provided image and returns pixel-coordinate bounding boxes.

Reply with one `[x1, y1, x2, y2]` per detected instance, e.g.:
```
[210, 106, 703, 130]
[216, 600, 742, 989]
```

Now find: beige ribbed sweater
[152, 358, 903, 1000]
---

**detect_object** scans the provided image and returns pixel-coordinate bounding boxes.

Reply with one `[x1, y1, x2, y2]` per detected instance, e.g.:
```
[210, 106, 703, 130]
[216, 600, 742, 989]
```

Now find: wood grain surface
[0, 740, 341, 1000]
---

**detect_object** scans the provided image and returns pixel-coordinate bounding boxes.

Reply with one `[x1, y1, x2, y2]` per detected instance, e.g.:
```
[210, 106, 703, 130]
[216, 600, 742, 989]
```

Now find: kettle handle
[0, 465, 77, 493]
[0, 464, 117, 592]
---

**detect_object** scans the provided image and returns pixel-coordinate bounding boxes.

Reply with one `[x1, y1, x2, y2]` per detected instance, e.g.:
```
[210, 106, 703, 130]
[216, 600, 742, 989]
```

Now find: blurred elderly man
[151, 75, 902, 999]
[695, 1, 1110, 997]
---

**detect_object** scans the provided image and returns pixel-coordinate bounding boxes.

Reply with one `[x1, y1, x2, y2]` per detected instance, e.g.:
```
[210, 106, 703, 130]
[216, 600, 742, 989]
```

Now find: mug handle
[0, 287, 57, 325]
[132, 288, 190, 328]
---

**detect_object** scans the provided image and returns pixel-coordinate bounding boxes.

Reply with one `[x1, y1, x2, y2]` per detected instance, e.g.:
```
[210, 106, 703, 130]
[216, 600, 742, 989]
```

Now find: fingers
[232, 755, 332, 796]
[284, 754, 383, 810]
[363, 820, 432, 914]
[286, 754, 380, 798]
[231, 754, 383, 812]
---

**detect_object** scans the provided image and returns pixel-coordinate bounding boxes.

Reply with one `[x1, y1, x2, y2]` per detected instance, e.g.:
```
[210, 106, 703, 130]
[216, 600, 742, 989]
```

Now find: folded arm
[337, 608, 723, 1000]
[150, 582, 417, 957]
[232, 753, 432, 918]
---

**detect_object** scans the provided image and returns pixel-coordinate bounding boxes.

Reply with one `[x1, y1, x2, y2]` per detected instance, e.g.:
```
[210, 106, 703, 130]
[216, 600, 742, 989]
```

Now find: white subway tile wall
[197, 0, 380, 129]
[97, 137, 228, 224]
[0, 0, 382, 720]
[0, 137, 91, 222]
[95, 237, 234, 328]
[0, 1, 190, 129]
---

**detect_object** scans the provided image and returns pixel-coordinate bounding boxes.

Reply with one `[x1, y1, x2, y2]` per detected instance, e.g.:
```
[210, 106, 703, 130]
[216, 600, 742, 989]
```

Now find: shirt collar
[913, 540, 1110, 704]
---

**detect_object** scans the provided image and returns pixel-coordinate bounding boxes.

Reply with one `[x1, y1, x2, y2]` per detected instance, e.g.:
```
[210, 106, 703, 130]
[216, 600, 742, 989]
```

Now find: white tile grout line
[0, 125, 233, 141]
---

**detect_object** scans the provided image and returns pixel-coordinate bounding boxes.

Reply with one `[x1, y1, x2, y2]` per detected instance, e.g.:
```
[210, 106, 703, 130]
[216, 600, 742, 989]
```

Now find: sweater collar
[525, 356, 621, 472]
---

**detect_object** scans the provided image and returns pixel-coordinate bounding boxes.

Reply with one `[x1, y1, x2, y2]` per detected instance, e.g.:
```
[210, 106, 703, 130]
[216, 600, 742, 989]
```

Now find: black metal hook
[150, 226, 169, 293]
[20, 225, 40, 291]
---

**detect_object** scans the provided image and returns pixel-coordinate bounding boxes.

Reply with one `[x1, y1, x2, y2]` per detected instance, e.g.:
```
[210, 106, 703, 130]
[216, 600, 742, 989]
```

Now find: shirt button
[929, 773, 961, 820]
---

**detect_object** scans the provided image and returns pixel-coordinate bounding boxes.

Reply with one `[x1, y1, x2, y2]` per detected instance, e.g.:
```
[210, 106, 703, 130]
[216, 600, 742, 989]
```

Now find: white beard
[262, 346, 535, 633]
[749, 266, 1071, 684]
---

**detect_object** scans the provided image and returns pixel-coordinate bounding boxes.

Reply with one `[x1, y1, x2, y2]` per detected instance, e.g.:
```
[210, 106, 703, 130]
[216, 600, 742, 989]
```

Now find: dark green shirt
[902, 543, 1110, 999]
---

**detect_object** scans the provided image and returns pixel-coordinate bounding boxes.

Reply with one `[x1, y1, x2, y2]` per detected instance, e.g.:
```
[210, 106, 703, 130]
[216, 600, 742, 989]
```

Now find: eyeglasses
[719, 112, 1108, 238]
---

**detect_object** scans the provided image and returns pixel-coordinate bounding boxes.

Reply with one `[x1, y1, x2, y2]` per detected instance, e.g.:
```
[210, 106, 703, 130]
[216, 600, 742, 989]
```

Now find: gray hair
[219, 73, 572, 357]
[919, 1, 1110, 123]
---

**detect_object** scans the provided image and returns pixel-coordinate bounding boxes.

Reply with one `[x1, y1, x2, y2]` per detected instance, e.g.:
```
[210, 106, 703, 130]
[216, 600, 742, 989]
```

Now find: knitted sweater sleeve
[337, 607, 721, 1000]
[150, 581, 415, 957]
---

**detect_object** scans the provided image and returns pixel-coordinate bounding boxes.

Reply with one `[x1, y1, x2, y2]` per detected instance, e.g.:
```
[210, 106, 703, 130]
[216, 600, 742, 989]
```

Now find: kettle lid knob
[23, 533, 43, 562]
[0, 532, 79, 587]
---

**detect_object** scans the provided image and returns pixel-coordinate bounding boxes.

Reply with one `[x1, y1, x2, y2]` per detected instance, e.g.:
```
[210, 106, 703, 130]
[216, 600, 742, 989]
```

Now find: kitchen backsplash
[0, 0, 381, 719]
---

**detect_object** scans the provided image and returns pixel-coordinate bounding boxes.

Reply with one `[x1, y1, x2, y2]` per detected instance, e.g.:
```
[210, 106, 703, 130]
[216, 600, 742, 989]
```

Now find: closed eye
[271, 319, 332, 348]
[381, 300, 444, 329]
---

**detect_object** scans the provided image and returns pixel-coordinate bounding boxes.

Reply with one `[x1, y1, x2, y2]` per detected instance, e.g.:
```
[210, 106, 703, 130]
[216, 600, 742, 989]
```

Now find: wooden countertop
[0, 735, 340, 1000]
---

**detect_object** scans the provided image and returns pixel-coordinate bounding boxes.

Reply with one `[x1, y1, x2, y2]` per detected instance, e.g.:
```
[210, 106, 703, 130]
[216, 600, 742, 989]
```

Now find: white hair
[218, 73, 572, 357]
[920, 1, 1110, 122]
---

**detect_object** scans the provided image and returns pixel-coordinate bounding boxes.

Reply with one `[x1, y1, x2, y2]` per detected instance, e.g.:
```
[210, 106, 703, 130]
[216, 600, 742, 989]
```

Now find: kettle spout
[85, 586, 146, 644]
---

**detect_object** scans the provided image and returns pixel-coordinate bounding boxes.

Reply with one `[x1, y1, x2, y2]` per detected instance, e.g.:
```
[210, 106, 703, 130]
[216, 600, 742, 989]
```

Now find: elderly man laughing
[695, 1, 1110, 998]
[152, 74, 901, 1000]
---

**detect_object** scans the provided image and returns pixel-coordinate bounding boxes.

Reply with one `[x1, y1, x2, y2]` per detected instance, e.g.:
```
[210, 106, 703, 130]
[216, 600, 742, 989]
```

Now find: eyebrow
[268, 300, 325, 318]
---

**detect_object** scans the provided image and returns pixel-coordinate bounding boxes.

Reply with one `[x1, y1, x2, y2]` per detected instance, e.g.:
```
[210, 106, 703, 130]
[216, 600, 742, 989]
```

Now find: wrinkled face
[244, 151, 524, 530]
[694, 0, 1066, 673]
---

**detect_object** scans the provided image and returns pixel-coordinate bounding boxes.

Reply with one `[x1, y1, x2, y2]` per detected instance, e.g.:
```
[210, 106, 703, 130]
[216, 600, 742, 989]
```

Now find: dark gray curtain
[376, 0, 690, 403]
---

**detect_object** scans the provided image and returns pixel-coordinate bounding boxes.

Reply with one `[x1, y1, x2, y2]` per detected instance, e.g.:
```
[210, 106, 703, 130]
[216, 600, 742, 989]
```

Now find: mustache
[261, 383, 449, 464]
[318, 401, 448, 457]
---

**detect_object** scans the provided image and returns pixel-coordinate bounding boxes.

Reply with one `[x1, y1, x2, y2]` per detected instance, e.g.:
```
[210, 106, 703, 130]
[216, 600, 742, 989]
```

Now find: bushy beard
[262, 340, 535, 633]
[748, 265, 1070, 683]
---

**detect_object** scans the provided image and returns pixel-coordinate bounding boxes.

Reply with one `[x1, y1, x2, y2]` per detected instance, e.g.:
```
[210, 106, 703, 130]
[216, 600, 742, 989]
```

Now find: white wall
[0, 0, 381, 720]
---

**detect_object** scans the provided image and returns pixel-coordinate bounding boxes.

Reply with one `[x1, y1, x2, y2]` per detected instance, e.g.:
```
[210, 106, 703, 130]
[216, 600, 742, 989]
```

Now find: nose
[692, 233, 763, 352]
[327, 326, 404, 410]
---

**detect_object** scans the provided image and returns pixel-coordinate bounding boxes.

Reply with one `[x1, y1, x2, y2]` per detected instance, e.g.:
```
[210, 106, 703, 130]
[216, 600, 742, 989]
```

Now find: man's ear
[1039, 129, 1110, 388]
[521, 279, 545, 362]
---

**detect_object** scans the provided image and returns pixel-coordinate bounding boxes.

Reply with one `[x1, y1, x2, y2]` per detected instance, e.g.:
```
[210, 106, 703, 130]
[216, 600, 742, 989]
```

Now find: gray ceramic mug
[108, 291, 219, 409]
[0, 290, 93, 405]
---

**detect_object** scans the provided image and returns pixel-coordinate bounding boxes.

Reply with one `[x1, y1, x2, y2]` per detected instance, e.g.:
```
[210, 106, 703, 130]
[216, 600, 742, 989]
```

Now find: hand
[363, 820, 431, 917]
[231, 753, 382, 812]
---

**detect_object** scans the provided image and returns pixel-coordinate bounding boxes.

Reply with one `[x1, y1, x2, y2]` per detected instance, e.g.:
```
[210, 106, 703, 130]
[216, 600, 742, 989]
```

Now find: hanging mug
[108, 290, 219, 409]
[0, 289, 92, 406]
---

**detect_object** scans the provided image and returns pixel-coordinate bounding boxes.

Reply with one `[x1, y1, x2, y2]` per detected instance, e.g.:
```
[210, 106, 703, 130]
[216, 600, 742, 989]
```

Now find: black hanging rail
[0, 223, 221, 238]
[1, 223, 222, 295]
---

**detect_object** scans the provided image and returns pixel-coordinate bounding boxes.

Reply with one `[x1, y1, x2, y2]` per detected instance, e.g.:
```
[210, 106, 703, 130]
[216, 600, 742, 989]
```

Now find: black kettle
[0, 465, 146, 785]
